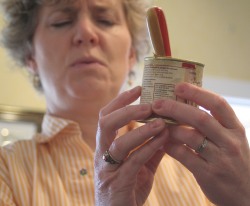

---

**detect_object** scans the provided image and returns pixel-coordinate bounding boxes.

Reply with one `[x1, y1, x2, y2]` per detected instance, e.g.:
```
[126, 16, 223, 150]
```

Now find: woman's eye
[97, 18, 115, 27]
[51, 21, 72, 28]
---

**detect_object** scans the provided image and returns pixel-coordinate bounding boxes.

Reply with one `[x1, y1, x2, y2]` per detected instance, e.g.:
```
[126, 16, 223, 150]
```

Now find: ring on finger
[195, 137, 208, 154]
[102, 149, 122, 165]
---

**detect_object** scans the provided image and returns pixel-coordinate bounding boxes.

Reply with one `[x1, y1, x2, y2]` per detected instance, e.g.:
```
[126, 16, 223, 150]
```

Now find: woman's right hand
[94, 86, 169, 206]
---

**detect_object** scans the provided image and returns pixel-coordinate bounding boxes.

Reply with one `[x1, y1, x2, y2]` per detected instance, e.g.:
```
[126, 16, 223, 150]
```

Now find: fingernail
[129, 86, 140, 94]
[174, 83, 185, 95]
[153, 100, 163, 109]
[150, 119, 163, 128]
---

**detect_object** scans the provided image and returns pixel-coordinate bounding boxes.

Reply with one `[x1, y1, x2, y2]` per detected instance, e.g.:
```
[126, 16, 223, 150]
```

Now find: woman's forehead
[39, 0, 74, 5]
[41, 0, 122, 7]
[38, 0, 125, 18]
[38, 0, 125, 16]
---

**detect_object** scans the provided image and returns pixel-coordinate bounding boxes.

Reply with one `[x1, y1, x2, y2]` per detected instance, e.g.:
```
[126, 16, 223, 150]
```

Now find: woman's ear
[26, 55, 43, 91]
[26, 54, 38, 74]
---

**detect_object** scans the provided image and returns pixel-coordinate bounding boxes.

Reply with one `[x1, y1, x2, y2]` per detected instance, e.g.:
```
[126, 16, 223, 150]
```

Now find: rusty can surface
[139, 57, 204, 124]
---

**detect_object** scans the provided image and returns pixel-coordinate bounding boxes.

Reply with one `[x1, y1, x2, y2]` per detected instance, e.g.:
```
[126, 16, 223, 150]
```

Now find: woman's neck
[46, 101, 103, 151]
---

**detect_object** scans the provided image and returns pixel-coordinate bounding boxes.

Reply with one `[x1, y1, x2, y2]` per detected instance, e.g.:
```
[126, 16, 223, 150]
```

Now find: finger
[145, 149, 165, 175]
[102, 104, 152, 135]
[100, 86, 141, 117]
[164, 141, 207, 175]
[152, 99, 227, 146]
[168, 125, 220, 161]
[120, 127, 169, 177]
[174, 82, 241, 129]
[108, 119, 167, 163]
[97, 103, 152, 148]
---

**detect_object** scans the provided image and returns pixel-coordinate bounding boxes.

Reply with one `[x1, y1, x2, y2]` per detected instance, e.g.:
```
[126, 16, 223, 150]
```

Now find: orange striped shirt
[0, 115, 214, 206]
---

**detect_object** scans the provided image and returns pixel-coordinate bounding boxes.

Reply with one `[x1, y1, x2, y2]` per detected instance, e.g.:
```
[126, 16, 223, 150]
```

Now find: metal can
[139, 57, 204, 124]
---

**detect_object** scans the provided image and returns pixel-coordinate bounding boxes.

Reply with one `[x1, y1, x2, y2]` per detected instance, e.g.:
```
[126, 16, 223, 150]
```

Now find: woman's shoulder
[0, 138, 36, 161]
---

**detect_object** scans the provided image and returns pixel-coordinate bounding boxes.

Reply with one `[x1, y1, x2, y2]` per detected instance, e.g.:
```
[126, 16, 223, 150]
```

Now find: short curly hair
[0, 0, 152, 68]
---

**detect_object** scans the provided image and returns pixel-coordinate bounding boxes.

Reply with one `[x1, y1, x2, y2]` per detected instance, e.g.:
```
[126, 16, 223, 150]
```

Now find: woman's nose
[73, 18, 99, 47]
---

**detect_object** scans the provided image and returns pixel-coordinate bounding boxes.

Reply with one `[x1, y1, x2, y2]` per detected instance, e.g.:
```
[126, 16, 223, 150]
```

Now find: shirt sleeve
[0, 148, 17, 206]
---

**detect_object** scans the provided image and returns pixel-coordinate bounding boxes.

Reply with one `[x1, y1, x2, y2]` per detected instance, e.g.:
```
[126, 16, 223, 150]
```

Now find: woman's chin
[67, 83, 116, 101]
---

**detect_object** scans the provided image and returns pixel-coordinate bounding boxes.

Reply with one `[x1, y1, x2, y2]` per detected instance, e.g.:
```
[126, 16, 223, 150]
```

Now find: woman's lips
[70, 57, 106, 70]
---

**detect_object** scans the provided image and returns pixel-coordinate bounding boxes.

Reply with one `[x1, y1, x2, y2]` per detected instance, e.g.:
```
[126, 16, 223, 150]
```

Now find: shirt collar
[35, 114, 82, 144]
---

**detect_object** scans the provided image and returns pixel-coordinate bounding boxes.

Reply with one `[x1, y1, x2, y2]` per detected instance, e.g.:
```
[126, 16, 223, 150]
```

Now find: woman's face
[29, 0, 136, 114]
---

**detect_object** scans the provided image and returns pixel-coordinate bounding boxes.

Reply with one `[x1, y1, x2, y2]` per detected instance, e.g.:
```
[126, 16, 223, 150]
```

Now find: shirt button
[80, 168, 88, 176]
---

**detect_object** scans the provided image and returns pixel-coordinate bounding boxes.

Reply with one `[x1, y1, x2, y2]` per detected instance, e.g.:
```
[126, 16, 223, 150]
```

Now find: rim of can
[144, 56, 205, 67]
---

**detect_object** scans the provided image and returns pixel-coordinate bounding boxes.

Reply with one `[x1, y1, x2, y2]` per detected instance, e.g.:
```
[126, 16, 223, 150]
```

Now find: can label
[139, 57, 204, 124]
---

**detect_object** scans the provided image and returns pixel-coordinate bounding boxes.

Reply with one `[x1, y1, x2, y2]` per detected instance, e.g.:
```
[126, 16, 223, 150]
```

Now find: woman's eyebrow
[48, 4, 79, 16]
[47, 3, 120, 18]
[55, 6, 78, 14]
[92, 5, 118, 16]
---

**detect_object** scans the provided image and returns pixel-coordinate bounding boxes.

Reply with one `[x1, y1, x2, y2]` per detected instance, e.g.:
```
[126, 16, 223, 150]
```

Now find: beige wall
[0, 0, 249, 110]
[0, 50, 46, 111]
[153, 0, 250, 81]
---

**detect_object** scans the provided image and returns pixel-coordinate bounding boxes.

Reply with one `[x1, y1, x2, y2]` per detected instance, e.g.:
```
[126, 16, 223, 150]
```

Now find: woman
[0, 0, 249, 206]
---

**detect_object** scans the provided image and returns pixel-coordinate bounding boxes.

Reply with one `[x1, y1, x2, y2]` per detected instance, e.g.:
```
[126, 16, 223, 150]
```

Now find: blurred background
[0, 0, 249, 146]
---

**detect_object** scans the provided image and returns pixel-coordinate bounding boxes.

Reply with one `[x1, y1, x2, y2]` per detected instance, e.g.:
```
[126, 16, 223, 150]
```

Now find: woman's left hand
[94, 86, 169, 206]
[152, 82, 250, 206]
